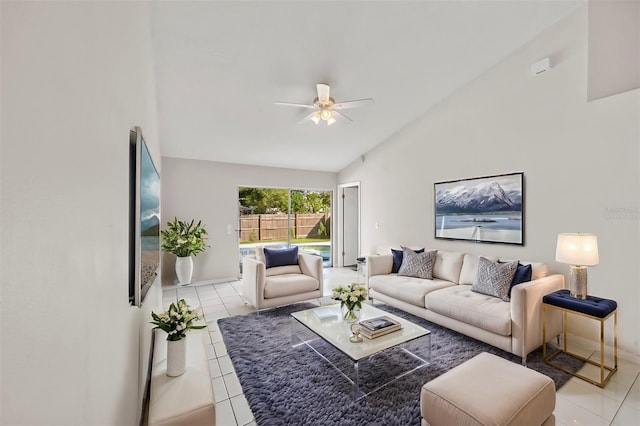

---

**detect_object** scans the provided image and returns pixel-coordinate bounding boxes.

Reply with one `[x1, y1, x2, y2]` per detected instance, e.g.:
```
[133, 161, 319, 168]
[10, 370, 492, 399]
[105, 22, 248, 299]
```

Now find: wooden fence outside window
[239, 213, 330, 243]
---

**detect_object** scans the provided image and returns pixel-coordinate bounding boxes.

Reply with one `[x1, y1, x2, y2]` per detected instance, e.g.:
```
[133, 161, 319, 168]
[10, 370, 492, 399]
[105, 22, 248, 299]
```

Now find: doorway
[337, 182, 360, 267]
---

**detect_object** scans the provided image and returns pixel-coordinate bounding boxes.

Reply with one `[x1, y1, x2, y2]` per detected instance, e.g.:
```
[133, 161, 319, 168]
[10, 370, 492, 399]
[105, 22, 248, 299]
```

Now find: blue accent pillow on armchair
[264, 246, 299, 268]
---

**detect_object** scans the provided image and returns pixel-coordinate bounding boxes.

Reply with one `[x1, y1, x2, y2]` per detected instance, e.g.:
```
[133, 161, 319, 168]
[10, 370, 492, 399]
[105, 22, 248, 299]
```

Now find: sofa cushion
[398, 248, 436, 279]
[472, 257, 518, 301]
[459, 253, 499, 285]
[529, 262, 548, 280]
[264, 246, 298, 268]
[432, 251, 465, 283]
[391, 247, 424, 273]
[265, 264, 302, 277]
[369, 275, 455, 308]
[264, 274, 318, 298]
[426, 285, 512, 336]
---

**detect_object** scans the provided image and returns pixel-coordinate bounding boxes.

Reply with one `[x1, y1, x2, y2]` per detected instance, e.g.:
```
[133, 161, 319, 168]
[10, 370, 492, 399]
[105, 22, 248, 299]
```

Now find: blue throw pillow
[264, 246, 299, 269]
[391, 247, 424, 273]
[509, 263, 532, 296]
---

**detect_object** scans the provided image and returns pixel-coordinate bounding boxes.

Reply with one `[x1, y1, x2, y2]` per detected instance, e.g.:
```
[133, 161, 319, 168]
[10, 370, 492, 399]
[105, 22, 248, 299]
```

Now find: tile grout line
[607, 372, 640, 426]
[208, 280, 251, 426]
[216, 280, 250, 426]
[200, 284, 235, 422]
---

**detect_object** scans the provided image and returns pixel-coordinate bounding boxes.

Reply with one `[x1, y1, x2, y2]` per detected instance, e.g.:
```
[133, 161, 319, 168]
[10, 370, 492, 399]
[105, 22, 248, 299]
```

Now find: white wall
[161, 158, 337, 283]
[339, 7, 640, 356]
[587, 0, 640, 100]
[1, 2, 161, 425]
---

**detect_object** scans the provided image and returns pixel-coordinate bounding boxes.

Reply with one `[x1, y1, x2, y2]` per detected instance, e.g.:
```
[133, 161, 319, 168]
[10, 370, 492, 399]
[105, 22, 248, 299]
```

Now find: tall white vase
[166, 338, 187, 377]
[175, 256, 193, 285]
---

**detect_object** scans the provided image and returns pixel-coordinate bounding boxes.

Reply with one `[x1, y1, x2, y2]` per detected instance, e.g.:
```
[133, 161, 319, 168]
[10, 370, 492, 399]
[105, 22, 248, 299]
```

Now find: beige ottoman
[421, 352, 556, 426]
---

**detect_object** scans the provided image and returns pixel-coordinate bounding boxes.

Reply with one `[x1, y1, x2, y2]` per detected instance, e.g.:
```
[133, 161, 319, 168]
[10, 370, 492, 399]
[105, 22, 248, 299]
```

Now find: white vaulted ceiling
[150, 1, 582, 172]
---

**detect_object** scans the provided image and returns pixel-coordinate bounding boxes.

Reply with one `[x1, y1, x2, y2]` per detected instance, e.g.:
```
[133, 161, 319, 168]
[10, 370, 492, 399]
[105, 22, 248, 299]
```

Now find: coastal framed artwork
[434, 172, 524, 245]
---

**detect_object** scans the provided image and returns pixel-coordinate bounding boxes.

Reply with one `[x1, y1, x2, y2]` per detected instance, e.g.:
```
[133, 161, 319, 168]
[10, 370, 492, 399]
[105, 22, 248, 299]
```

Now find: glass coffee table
[290, 303, 431, 399]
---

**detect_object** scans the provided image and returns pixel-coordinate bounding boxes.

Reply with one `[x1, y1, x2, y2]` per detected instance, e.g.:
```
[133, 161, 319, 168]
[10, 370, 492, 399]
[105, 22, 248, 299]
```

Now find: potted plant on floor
[161, 217, 209, 285]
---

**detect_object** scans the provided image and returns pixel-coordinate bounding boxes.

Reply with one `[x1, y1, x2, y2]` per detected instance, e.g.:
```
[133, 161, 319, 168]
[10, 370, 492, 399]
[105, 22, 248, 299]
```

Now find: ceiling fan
[274, 83, 374, 126]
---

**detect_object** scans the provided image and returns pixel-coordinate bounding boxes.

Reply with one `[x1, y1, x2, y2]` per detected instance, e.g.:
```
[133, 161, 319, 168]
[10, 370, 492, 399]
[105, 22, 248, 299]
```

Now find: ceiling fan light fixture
[319, 108, 332, 121]
[274, 83, 374, 126]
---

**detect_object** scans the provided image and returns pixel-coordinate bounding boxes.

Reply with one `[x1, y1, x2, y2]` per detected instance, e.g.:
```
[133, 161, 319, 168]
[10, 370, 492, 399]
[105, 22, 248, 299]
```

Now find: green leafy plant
[161, 218, 209, 257]
[317, 222, 327, 238]
[150, 299, 206, 341]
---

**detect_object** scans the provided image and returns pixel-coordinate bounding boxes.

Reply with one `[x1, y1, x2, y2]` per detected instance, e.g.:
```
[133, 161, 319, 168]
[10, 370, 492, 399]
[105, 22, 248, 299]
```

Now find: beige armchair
[242, 253, 323, 309]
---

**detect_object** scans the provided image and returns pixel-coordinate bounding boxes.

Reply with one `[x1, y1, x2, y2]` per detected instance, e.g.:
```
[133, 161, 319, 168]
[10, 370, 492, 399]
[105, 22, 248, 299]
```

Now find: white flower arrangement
[150, 299, 206, 341]
[331, 283, 367, 318]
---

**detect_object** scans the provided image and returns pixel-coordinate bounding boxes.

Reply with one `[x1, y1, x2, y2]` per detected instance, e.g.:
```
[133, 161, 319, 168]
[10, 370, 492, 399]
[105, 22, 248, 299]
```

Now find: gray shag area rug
[218, 303, 582, 426]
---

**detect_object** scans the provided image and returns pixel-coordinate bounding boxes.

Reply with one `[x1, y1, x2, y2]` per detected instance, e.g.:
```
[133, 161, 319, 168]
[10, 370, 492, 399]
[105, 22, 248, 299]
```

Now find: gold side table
[542, 289, 617, 388]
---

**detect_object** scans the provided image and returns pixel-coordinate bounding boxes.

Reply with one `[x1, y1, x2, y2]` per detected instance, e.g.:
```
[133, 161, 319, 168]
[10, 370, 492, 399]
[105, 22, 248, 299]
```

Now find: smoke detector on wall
[531, 57, 551, 76]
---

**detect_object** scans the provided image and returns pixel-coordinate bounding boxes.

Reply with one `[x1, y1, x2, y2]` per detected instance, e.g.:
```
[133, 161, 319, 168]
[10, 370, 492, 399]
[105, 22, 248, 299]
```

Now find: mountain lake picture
[434, 172, 524, 245]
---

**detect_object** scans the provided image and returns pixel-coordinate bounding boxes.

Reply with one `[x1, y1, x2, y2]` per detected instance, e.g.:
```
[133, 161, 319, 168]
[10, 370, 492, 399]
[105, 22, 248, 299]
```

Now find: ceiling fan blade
[316, 83, 330, 104]
[297, 111, 319, 125]
[332, 98, 374, 110]
[273, 101, 317, 109]
[332, 110, 353, 122]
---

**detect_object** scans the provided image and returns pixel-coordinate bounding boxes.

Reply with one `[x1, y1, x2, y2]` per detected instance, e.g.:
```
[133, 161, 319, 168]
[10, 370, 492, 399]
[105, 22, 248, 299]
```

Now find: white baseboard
[162, 276, 240, 290]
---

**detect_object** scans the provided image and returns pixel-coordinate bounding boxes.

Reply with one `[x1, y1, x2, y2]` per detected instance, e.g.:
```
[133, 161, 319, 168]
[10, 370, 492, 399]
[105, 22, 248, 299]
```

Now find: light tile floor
[163, 268, 640, 426]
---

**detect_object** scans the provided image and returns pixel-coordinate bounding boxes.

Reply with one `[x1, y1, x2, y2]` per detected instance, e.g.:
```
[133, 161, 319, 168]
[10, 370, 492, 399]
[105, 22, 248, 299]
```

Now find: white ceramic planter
[166, 338, 187, 377]
[175, 256, 193, 285]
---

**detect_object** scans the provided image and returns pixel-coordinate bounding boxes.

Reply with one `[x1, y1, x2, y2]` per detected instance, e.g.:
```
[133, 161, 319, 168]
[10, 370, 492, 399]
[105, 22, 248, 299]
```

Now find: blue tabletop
[543, 289, 617, 318]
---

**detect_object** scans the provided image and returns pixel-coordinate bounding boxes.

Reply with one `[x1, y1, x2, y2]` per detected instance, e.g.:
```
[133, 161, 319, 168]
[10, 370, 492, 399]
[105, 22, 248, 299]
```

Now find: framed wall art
[434, 172, 524, 245]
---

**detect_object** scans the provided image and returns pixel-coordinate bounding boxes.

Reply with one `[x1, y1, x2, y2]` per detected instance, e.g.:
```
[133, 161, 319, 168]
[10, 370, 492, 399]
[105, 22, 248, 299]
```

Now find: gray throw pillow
[472, 257, 518, 301]
[398, 247, 437, 279]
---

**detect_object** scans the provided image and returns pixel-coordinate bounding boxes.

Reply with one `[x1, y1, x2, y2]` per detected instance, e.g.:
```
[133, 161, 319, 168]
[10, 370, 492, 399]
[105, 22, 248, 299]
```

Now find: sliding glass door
[238, 187, 332, 270]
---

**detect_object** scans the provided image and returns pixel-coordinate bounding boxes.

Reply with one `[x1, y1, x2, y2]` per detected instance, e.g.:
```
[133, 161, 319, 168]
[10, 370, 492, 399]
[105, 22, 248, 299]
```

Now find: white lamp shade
[556, 233, 599, 266]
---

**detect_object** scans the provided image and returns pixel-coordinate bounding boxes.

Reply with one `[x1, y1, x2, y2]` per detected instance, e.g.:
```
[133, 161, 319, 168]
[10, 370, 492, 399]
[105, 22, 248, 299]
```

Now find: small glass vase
[341, 304, 361, 323]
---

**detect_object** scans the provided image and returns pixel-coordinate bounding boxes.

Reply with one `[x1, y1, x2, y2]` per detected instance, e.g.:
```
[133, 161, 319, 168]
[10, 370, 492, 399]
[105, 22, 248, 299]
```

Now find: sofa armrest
[366, 254, 393, 277]
[298, 253, 323, 287]
[510, 274, 565, 359]
[242, 257, 266, 308]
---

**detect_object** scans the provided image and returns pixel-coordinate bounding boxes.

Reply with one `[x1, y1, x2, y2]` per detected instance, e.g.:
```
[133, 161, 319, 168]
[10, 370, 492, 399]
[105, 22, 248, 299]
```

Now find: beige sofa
[366, 250, 564, 364]
[242, 253, 323, 310]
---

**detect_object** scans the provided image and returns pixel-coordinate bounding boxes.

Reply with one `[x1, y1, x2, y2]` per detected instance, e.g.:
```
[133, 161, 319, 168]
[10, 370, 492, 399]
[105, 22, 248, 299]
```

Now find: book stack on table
[358, 316, 402, 339]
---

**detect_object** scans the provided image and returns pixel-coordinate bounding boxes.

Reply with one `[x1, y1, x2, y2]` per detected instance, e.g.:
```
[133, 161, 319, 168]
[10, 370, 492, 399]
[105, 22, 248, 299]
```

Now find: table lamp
[555, 233, 599, 299]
